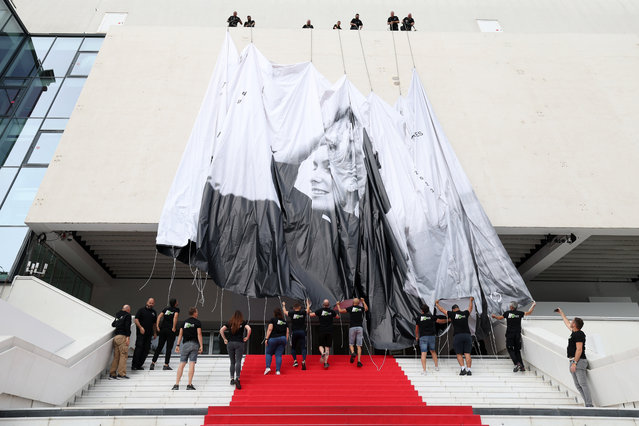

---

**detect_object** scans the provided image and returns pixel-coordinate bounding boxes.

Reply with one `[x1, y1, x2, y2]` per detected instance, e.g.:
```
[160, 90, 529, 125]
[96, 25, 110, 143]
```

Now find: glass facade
[0, 0, 103, 286]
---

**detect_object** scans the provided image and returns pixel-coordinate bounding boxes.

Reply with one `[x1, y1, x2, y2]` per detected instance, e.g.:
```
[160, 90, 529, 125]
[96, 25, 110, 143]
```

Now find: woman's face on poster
[310, 145, 334, 211]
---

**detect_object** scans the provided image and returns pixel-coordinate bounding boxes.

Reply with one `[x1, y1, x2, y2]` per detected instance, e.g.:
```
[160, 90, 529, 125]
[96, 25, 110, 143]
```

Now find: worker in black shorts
[282, 300, 310, 370]
[310, 299, 338, 369]
[436, 297, 474, 376]
[492, 301, 536, 372]
[387, 11, 399, 31]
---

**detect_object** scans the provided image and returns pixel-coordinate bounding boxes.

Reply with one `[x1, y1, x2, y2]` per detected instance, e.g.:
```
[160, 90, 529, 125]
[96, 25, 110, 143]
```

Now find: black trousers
[506, 334, 523, 365]
[132, 330, 153, 368]
[152, 328, 176, 365]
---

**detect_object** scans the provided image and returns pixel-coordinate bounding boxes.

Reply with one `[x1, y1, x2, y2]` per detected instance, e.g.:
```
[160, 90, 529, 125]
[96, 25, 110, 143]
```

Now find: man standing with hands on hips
[556, 307, 593, 407]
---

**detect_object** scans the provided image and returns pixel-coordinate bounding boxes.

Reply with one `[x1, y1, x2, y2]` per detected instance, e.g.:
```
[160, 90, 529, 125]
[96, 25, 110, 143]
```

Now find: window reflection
[16, 78, 62, 118]
[80, 38, 103, 52]
[2, 16, 22, 35]
[42, 38, 83, 78]
[0, 167, 18, 203]
[31, 37, 55, 62]
[0, 226, 28, 276]
[48, 77, 86, 118]
[1, 118, 42, 166]
[41, 118, 68, 131]
[28, 132, 62, 164]
[0, 167, 47, 225]
[70, 52, 97, 77]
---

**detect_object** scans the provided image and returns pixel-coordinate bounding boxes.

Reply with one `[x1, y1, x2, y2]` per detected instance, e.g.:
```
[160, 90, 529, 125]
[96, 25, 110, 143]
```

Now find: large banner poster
[157, 38, 533, 349]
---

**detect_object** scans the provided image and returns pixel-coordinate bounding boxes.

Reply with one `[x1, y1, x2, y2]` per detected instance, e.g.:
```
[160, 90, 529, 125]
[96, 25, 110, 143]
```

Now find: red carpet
[203, 354, 484, 425]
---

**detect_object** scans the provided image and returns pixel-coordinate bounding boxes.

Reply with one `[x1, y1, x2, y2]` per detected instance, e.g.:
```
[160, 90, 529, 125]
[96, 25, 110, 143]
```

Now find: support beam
[518, 232, 591, 281]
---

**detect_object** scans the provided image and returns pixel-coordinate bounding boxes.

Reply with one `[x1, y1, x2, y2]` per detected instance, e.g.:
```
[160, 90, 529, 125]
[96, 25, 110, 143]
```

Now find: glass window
[0, 167, 18, 203]
[70, 52, 97, 77]
[47, 77, 86, 118]
[0, 33, 24, 75]
[0, 226, 29, 275]
[16, 78, 62, 118]
[0, 8, 11, 33]
[27, 132, 61, 164]
[0, 78, 28, 117]
[31, 37, 55, 62]
[80, 38, 104, 52]
[5, 38, 42, 78]
[42, 37, 82, 78]
[41, 118, 68, 131]
[0, 167, 47, 225]
[2, 16, 22, 35]
[1, 119, 42, 166]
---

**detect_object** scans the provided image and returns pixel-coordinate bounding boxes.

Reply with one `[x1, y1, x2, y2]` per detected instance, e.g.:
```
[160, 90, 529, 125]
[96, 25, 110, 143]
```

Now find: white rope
[356, 29, 373, 92]
[390, 30, 402, 96]
[337, 28, 347, 75]
[309, 28, 313, 62]
[166, 257, 176, 304]
[210, 284, 220, 313]
[138, 250, 158, 291]
[405, 30, 416, 70]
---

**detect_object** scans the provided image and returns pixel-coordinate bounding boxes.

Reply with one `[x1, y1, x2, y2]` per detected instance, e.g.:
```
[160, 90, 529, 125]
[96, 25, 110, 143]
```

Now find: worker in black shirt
[415, 304, 448, 375]
[436, 297, 475, 376]
[310, 299, 338, 369]
[227, 11, 242, 27]
[350, 13, 363, 30]
[337, 298, 368, 367]
[172, 307, 203, 390]
[220, 310, 251, 390]
[387, 11, 399, 31]
[492, 301, 536, 372]
[302, 19, 314, 29]
[109, 304, 131, 379]
[282, 300, 309, 370]
[264, 308, 289, 375]
[401, 13, 415, 31]
[150, 298, 179, 371]
[333, 21, 342, 30]
[244, 16, 255, 27]
[132, 298, 157, 370]
[556, 308, 593, 407]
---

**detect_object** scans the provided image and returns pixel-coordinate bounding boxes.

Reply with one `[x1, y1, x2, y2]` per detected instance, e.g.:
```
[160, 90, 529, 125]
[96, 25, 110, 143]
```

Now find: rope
[210, 284, 219, 313]
[166, 257, 176, 304]
[337, 28, 347, 75]
[357, 29, 373, 92]
[261, 298, 268, 345]
[405, 30, 416, 70]
[138, 250, 158, 291]
[310, 28, 313, 62]
[390, 30, 402, 96]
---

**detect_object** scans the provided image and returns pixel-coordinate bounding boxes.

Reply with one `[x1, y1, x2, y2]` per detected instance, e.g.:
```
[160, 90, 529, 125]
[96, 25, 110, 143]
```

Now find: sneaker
[163, 365, 172, 371]
[320, 353, 326, 363]
[513, 365, 520, 373]
[133, 366, 144, 370]
[230, 379, 235, 385]
[264, 368, 271, 375]
[324, 362, 329, 369]
[108, 375, 118, 380]
[149, 363, 155, 371]
[276, 371, 281, 375]
[235, 379, 241, 390]
[420, 370, 426, 376]
[117, 375, 130, 379]
[186, 384, 196, 390]
[350, 352, 356, 363]
[466, 370, 472, 376]
[519, 364, 526, 372]
[171, 385, 179, 390]
[302, 362, 307, 371]
[293, 360, 298, 367]
[357, 361, 363, 368]
[434, 366, 440, 371]
[460, 369, 467, 376]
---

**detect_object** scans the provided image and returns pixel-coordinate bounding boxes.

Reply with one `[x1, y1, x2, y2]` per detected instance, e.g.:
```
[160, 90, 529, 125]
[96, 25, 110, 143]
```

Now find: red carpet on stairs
[203, 354, 485, 425]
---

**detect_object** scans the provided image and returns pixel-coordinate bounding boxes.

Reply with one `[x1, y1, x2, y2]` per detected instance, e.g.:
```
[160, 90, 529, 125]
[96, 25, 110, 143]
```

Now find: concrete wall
[24, 25, 639, 234]
[12, 0, 639, 34]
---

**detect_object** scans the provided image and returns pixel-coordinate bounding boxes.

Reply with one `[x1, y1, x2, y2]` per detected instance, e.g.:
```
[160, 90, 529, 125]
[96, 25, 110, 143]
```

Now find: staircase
[396, 357, 581, 408]
[72, 356, 235, 408]
[203, 354, 485, 425]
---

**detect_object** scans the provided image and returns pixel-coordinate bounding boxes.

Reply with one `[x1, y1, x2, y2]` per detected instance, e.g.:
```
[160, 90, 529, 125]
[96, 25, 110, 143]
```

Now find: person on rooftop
[227, 11, 242, 27]
[350, 13, 363, 30]
[303, 19, 314, 29]
[387, 11, 399, 31]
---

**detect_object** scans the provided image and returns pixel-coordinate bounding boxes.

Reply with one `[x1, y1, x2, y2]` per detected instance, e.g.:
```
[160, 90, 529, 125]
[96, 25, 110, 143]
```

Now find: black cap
[451, 304, 459, 310]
